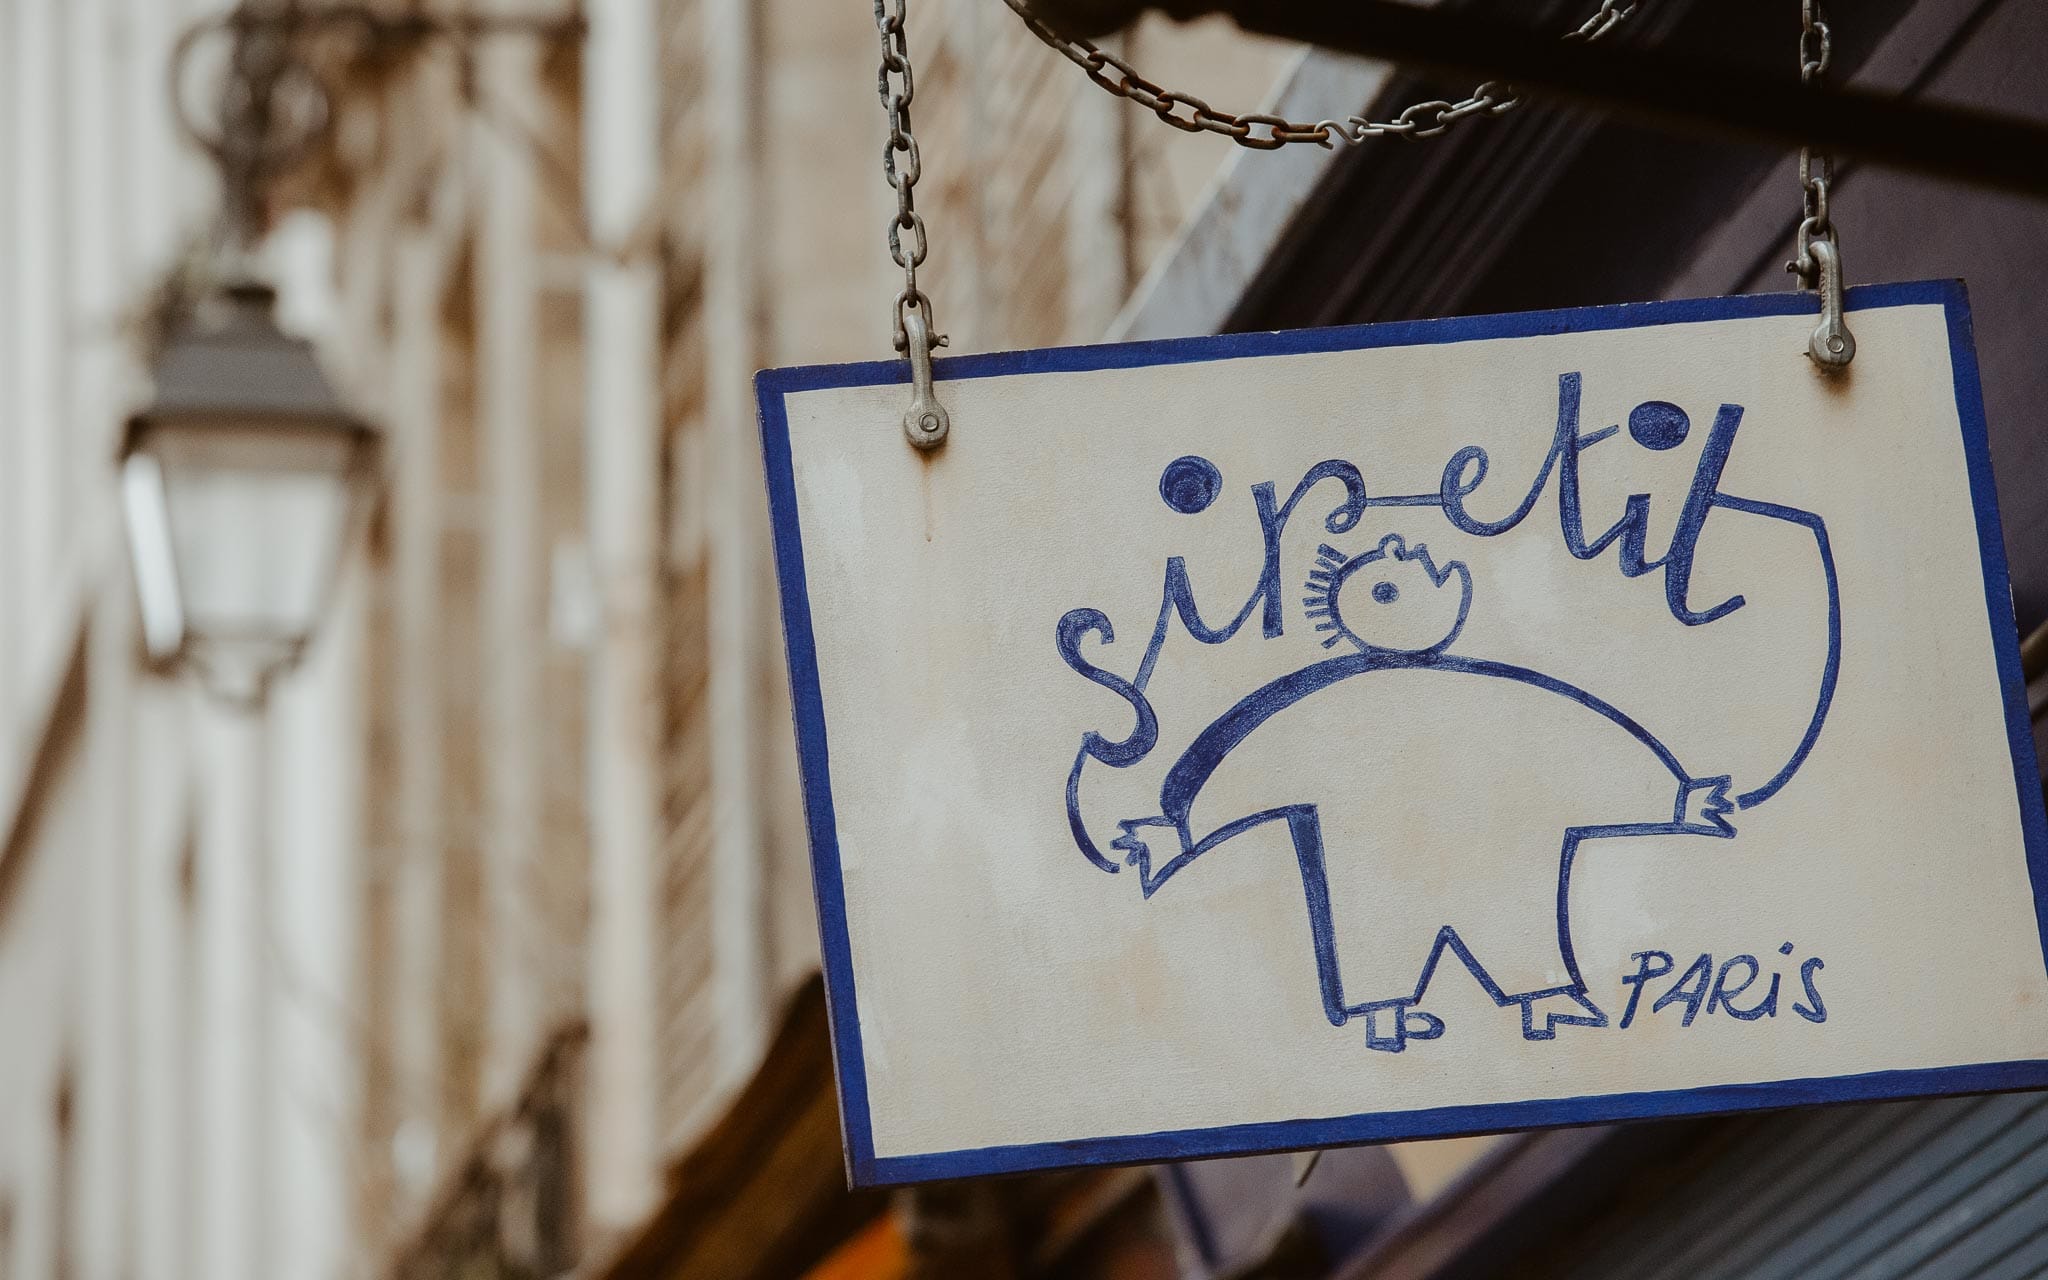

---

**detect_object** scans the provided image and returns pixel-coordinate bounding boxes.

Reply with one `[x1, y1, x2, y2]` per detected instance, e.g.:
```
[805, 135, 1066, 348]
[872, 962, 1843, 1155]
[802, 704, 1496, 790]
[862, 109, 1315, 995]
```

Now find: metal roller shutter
[1558, 1093, 2048, 1279]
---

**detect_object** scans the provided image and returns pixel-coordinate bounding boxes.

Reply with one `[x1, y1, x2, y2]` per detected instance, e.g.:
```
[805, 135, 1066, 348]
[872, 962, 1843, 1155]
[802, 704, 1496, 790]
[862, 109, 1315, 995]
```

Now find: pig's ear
[1425, 558, 1476, 654]
[1375, 532, 1409, 560]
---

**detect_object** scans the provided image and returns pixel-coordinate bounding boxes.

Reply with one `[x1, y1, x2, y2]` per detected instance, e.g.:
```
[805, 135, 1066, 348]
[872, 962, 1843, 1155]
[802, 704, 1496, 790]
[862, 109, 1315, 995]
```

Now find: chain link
[1003, 0, 1638, 150]
[878, 0, 945, 355]
[1787, 0, 1853, 371]
[876, 0, 1650, 429]
[877, 0, 950, 446]
[1789, 0, 1834, 278]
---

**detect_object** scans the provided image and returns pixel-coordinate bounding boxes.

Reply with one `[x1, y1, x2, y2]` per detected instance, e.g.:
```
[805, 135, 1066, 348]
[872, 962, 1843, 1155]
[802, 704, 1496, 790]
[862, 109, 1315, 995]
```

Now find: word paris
[758, 283, 2048, 1188]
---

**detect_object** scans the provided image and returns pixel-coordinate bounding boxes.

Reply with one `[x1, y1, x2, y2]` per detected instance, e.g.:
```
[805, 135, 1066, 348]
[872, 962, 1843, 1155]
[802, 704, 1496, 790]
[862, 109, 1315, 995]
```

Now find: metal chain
[1790, 1, 1834, 279]
[1787, 0, 1853, 370]
[877, 0, 950, 448]
[1002, 0, 1638, 149]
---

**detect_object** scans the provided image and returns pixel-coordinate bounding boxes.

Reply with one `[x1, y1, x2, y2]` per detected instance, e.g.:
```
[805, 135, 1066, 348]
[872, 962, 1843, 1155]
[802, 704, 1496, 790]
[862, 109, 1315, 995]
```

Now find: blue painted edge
[754, 280, 2048, 1191]
[867, 1059, 2048, 1184]
[756, 374, 878, 1184]
[1940, 281, 2048, 963]
[755, 279, 1937, 401]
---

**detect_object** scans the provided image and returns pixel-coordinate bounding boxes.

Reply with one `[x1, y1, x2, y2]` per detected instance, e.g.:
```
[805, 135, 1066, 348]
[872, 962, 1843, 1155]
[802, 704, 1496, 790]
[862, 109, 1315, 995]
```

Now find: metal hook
[901, 303, 949, 450]
[1793, 1, 1851, 376]
[1803, 237, 1855, 373]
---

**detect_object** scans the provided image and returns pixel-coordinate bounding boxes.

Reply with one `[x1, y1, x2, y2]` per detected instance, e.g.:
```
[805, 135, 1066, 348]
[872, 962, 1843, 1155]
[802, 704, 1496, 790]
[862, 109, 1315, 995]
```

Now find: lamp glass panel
[119, 453, 187, 659]
[147, 420, 361, 646]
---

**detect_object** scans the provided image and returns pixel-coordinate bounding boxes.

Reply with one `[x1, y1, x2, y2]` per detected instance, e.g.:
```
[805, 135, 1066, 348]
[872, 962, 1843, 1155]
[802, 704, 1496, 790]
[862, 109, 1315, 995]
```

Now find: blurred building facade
[2, 1, 1340, 1278]
[1, 2, 373, 1280]
[302, 2, 1310, 1275]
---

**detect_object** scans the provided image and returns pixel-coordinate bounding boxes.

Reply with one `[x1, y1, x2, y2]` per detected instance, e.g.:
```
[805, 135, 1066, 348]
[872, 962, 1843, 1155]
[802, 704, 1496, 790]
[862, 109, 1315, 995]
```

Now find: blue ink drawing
[1056, 373, 1840, 1053]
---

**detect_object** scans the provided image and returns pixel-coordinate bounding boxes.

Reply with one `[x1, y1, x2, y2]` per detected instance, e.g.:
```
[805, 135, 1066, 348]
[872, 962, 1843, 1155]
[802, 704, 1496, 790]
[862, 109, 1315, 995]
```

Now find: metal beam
[1049, 0, 2048, 198]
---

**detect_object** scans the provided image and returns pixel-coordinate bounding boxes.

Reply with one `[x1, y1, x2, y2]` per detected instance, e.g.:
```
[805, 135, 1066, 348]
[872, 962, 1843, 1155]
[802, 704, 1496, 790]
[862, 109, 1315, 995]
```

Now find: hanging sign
[757, 281, 2048, 1188]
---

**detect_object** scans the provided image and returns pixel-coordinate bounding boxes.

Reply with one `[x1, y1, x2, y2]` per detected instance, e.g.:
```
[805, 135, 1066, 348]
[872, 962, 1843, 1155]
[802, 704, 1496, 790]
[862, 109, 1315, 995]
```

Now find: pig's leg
[1377, 834, 1602, 1046]
[1286, 807, 1446, 1052]
[1129, 804, 1407, 1040]
[1508, 826, 1612, 1040]
[1283, 806, 1351, 1028]
[1518, 812, 1732, 1040]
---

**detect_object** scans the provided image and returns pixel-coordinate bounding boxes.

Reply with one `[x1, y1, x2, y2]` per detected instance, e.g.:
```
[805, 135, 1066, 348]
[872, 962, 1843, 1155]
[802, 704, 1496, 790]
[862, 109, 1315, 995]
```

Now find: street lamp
[129, 0, 580, 700]
[119, 280, 380, 704]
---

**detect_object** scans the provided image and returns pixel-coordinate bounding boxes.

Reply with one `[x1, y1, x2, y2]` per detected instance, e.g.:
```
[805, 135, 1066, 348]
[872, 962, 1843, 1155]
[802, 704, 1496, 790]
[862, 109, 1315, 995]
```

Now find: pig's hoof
[1519, 988, 1609, 1041]
[1361, 1000, 1444, 1052]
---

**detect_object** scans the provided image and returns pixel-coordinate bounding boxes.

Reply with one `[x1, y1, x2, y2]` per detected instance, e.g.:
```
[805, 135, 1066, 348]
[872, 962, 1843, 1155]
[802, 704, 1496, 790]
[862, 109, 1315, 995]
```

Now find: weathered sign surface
[756, 281, 2048, 1188]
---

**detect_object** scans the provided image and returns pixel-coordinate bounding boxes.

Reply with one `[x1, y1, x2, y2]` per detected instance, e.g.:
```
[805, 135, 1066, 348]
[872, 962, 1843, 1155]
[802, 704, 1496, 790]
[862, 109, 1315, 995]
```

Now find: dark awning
[594, 975, 886, 1280]
[1014, 0, 2048, 197]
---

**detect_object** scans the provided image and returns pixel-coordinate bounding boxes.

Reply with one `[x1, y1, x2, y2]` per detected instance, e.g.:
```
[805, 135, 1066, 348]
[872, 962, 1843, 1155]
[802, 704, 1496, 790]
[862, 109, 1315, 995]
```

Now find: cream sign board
[756, 282, 2048, 1187]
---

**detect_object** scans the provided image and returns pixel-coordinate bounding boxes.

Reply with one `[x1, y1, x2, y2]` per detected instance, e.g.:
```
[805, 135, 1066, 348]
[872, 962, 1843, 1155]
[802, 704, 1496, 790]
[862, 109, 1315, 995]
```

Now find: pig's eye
[1371, 581, 1399, 604]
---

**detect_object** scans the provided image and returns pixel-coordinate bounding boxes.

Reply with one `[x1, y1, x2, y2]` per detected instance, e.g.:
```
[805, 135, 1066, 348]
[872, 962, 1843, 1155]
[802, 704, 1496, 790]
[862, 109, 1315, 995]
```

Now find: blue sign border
[755, 280, 2048, 1189]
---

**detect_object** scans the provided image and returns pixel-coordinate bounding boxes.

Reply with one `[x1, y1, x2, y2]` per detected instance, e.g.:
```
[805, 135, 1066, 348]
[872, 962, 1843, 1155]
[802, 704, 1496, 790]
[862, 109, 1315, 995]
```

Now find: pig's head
[1306, 532, 1472, 656]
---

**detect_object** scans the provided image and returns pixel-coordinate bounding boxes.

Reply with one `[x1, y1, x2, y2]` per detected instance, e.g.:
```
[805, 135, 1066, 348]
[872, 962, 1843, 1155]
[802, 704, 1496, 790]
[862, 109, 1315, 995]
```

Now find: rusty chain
[1001, 0, 1640, 149]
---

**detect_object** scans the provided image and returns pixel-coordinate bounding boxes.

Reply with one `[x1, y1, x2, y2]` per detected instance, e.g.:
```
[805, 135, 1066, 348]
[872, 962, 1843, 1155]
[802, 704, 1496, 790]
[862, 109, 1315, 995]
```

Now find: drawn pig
[1102, 533, 1736, 1052]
